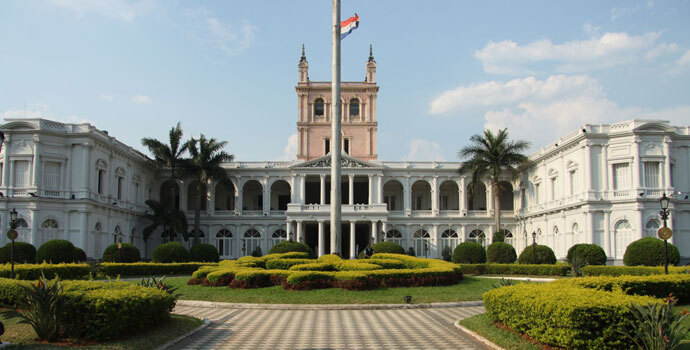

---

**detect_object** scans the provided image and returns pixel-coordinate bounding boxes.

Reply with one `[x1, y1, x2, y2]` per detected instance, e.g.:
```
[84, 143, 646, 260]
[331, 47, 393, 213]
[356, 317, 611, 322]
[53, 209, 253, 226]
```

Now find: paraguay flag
[341, 13, 359, 39]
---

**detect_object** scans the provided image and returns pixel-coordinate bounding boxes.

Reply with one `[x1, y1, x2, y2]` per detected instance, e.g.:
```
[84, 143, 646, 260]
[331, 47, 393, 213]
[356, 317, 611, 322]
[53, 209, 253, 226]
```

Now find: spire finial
[300, 44, 307, 62]
[368, 44, 374, 62]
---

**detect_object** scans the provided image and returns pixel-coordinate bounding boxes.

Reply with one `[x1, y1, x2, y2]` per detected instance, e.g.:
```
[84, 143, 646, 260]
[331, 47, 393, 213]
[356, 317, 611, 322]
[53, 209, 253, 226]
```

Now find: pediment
[292, 153, 377, 168]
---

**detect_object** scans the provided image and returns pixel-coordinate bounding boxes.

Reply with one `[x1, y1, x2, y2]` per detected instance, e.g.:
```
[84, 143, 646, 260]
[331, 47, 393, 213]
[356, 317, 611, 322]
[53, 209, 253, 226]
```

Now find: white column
[348, 174, 354, 204]
[583, 143, 593, 198]
[320, 174, 326, 204]
[601, 145, 609, 197]
[432, 176, 439, 215]
[349, 221, 356, 259]
[296, 221, 303, 243]
[632, 139, 641, 190]
[79, 211, 89, 256]
[604, 211, 611, 258]
[318, 221, 325, 257]
[637, 210, 644, 240]
[404, 177, 411, 215]
[586, 211, 594, 244]
[81, 143, 91, 197]
[236, 179, 243, 215]
[458, 178, 465, 214]
[2, 139, 10, 191]
[299, 174, 306, 203]
[377, 175, 383, 203]
[663, 138, 672, 191]
[371, 221, 377, 243]
[263, 178, 270, 214]
[29, 209, 38, 247]
[32, 137, 40, 187]
[382, 222, 388, 236]
[432, 225, 439, 258]
[367, 175, 373, 204]
[286, 221, 291, 241]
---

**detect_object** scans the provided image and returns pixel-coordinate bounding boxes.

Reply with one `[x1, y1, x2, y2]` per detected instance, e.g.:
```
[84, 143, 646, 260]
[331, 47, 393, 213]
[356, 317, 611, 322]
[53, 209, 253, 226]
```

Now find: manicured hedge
[458, 263, 571, 276]
[486, 242, 516, 263]
[517, 245, 556, 264]
[189, 243, 220, 262]
[623, 237, 680, 266]
[0, 278, 175, 340]
[452, 242, 486, 264]
[483, 282, 661, 349]
[371, 242, 405, 255]
[102, 243, 141, 263]
[267, 240, 315, 259]
[580, 265, 689, 276]
[366, 258, 406, 269]
[265, 258, 313, 270]
[0, 263, 90, 280]
[553, 274, 690, 303]
[152, 242, 189, 263]
[99, 262, 217, 277]
[566, 243, 607, 266]
[36, 240, 79, 263]
[0, 242, 37, 264]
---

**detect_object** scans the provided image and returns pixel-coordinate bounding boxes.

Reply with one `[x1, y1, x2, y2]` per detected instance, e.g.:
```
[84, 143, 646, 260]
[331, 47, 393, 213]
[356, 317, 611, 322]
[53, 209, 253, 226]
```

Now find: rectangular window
[550, 178, 556, 200]
[613, 163, 629, 190]
[569, 170, 577, 195]
[44, 162, 61, 195]
[13, 161, 30, 187]
[324, 139, 330, 155]
[343, 139, 349, 154]
[97, 170, 105, 194]
[117, 177, 123, 199]
[644, 162, 660, 188]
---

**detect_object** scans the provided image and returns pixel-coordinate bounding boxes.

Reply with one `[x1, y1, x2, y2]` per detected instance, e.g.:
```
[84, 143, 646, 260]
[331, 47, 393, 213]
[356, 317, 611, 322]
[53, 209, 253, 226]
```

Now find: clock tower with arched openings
[296, 45, 379, 161]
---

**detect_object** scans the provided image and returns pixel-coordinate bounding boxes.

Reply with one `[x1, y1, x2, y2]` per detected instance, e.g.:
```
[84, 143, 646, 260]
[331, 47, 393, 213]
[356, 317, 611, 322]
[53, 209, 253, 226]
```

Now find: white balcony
[286, 203, 389, 216]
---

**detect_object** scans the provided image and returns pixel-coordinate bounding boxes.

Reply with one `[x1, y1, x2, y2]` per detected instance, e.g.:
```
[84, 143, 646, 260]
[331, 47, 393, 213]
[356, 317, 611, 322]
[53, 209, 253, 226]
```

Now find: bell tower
[296, 45, 379, 161]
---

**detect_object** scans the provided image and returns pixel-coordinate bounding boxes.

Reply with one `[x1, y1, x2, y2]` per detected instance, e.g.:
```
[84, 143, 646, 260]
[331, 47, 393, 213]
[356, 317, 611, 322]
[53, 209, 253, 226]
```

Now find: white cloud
[184, 8, 256, 57]
[675, 49, 690, 68]
[99, 93, 113, 101]
[131, 95, 151, 104]
[279, 133, 298, 161]
[430, 75, 690, 151]
[474, 31, 676, 74]
[48, 0, 155, 22]
[610, 6, 639, 20]
[406, 139, 445, 162]
[582, 22, 601, 36]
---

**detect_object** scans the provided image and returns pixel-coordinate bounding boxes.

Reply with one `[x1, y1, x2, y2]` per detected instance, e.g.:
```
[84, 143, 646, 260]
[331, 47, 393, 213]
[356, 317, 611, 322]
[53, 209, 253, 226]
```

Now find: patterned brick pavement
[171, 305, 487, 349]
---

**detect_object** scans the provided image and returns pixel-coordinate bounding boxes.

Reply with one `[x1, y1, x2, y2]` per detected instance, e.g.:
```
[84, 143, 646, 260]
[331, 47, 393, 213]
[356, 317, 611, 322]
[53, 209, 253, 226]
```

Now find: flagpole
[330, 0, 342, 256]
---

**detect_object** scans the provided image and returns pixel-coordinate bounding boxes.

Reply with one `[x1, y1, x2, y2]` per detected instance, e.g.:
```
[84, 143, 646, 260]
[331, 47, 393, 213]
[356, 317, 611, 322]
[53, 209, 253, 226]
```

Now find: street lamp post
[7, 208, 19, 279]
[659, 193, 672, 275]
[532, 231, 537, 264]
[116, 231, 123, 263]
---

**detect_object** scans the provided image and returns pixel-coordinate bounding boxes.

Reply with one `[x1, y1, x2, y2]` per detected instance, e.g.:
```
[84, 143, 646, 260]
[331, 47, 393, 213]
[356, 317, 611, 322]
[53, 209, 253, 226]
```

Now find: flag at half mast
[340, 13, 359, 39]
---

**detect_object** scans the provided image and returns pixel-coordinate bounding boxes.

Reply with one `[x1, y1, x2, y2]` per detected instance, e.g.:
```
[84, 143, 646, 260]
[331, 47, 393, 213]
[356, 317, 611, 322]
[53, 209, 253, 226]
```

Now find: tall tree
[459, 128, 530, 232]
[142, 199, 188, 257]
[141, 122, 188, 215]
[184, 134, 234, 245]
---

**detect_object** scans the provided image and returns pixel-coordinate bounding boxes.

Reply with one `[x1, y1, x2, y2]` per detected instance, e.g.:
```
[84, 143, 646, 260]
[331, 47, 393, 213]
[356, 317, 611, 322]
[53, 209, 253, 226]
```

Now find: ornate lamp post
[532, 231, 537, 264]
[7, 208, 19, 279]
[658, 193, 673, 274]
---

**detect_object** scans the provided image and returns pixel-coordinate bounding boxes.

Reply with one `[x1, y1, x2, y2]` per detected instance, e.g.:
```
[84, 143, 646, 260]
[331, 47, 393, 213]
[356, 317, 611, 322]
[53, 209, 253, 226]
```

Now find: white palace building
[1, 49, 689, 263]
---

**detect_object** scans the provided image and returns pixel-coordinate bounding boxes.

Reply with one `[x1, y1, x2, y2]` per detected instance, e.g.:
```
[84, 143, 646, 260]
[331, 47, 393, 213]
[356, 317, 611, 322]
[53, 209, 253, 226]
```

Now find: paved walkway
[171, 304, 487, 349]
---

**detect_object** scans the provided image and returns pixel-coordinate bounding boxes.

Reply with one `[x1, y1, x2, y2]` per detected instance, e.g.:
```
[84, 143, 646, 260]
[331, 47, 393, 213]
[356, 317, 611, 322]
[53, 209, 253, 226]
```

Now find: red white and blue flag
[340, 13, 359, 39]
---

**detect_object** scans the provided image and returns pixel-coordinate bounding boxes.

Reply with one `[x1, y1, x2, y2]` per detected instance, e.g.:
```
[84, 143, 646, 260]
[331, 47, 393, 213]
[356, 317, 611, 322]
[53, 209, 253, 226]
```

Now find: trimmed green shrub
[553, 274, 690, 303]
[517, 245, 556, 264]
[99, 262, 217, 277]
[372, 242, 405, 255]
[458, 263, 570, 276]
[486, 242, 517, 263]
[251, 246, 263, 257]
[189, 243, 220, 262]
[36, 240, 77, 263]
[265, 259, 313, 270]
[267, 241, 315, 259]
[0, 263, 89, 280]
[0, 242, 37, 263]
[580, 265, 689, 276]
[441, 246, 452, 262]
[152, 242, 189, 263]
[623, 237, 680, 266]
[407, 247, 415, 256]
[566, 243, 607, 266]
[452, 242, 486, 264]
[492, 230, 505, 243]
[483, 283, 661, 349]
[73, 248, 87, 262]
[102, 243, 141, 263]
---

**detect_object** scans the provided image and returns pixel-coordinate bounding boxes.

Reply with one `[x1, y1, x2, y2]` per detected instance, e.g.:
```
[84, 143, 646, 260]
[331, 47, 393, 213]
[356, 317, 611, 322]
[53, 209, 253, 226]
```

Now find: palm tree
[141, 122, 188, 212]
[184, 134, 234, 245]
[142, 199, 188, 257]
[459, 128, 530, 232]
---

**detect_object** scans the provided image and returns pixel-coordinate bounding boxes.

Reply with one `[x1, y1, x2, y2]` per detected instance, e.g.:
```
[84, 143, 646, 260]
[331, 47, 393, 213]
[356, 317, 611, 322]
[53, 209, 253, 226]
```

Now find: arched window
[645, 220, 660, 237]
[114, 225, 122, 244]
[94, 222, 102, 232]
[39, 219, 60, 246]
[243, 229, 261, 256]
[385, 230, 403, 246]
[216, 229, 233, 257]
[349, 98, 359, 116]
[440, 229, 459, 253]
[41, 219, 59, 229]
[314, 98, 325, 117]
[503, 230, 514, 246]
[468, 229, 486, 247]
[188, 229, 206, 248]
[614, 220, 633, 259]
[271, 229, 287, 249]
[413, 229, 431, 258]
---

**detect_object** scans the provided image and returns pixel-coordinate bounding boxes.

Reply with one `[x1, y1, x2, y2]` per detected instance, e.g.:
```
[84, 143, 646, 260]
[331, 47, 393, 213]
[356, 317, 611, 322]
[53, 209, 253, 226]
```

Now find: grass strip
[458, 313, 544, 350]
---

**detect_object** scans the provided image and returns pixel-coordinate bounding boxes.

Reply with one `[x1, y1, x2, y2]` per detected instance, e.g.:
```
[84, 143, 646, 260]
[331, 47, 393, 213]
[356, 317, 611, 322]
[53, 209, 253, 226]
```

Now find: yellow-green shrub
[265, 258, 314, 270]
[235, 252, 311, 268]
[99, 262, 217, 277]
[366, 258, 406, 269]
[192, 265, 222, 279]
[581, 265, 688, 276]
[0, 263, 89, 280]
[457, 263, 570, 276]
[286, 271, 335, 286]
[336, 261, 382, 271]
[289, 262, 336, 271]
[317, 254, 343, 263]
[553, 274, 690, 303]
[483, 283, 661, 349]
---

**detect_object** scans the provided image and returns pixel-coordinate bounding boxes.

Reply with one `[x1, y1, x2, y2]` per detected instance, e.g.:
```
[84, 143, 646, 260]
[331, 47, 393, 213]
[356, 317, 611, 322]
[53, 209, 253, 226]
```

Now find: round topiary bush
[623, 237, 680, 266]
[452, 242, 486, 264]
[486, 242, 517, 263]
[518, 245, 557, 264]
[0, 242, 37, 263]
[566, 243, 607, 266]
[372, 242, 405, 255]
[73, 247, 87, 262]
[36, 239, 78, 263]
[152, 242, 189, 263]
[267, 240, 315, 259]
[102, 243, 141, 263]
[189, 243, 220, 262]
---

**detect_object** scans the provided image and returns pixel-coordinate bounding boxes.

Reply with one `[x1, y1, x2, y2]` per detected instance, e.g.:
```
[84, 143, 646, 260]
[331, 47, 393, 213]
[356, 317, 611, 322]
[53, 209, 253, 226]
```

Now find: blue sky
[1, 1, 689, 161]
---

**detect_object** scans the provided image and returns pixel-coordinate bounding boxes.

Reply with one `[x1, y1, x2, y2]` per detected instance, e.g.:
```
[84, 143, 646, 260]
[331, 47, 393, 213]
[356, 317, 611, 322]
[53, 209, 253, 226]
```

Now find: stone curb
[177, 299, 484, 310]
[156, 317, 211, 350]
[454, 320, 504, 350]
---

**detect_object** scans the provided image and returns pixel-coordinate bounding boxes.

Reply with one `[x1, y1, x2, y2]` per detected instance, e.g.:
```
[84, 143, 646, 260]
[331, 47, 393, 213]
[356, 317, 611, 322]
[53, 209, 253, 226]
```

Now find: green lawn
[0, 313, 203, 349]
[161, 275, 499, 304]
